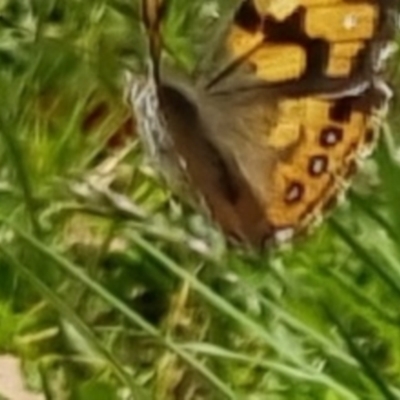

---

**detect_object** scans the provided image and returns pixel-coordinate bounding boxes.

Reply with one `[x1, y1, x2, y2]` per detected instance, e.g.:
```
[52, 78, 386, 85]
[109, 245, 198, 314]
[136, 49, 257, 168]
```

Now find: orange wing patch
[326, 42, 366, 77]
[305, 4, 376, 41]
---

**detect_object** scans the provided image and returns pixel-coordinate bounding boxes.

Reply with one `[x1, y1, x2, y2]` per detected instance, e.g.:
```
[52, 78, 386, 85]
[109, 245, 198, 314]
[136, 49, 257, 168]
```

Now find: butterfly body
[129, 0, 398, 247]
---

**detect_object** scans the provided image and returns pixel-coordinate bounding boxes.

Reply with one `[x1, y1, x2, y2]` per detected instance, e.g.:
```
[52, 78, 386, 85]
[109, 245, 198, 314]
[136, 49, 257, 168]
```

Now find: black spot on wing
[285, 181, 304, 203]
[320, 126, 344, 147]
[309, 155, 329, 176]
[234, 0, 262, 32]
[329, 98, 353, 123]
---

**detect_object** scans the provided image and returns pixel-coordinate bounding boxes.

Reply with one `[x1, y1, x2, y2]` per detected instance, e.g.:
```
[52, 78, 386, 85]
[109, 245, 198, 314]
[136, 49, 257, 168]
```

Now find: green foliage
[0, 0, 399, 399]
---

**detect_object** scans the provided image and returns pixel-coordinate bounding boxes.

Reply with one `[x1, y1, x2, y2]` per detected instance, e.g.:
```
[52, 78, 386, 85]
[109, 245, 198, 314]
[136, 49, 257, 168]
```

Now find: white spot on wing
[311, 157, 327, 175]
[343, 14, 358, 30]
[325, 131, 340, 145]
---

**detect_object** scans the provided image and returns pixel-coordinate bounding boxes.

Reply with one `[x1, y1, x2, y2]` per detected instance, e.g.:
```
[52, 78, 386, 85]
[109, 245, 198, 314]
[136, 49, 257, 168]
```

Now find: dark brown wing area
[157, 80, 275, 247]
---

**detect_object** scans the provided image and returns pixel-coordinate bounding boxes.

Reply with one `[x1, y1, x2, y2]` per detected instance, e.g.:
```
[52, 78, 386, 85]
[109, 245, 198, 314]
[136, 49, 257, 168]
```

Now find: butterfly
[127, 0, 398, 248]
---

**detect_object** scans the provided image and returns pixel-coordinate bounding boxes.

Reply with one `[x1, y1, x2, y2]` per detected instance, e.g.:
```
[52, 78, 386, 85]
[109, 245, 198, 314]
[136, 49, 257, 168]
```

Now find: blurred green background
[0, 0, 399, 399]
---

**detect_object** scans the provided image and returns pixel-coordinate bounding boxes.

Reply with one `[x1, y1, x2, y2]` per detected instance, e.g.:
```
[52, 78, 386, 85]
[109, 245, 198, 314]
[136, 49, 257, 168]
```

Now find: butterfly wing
[195, 0, 397, 244]
[131, 0, 397, 247]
